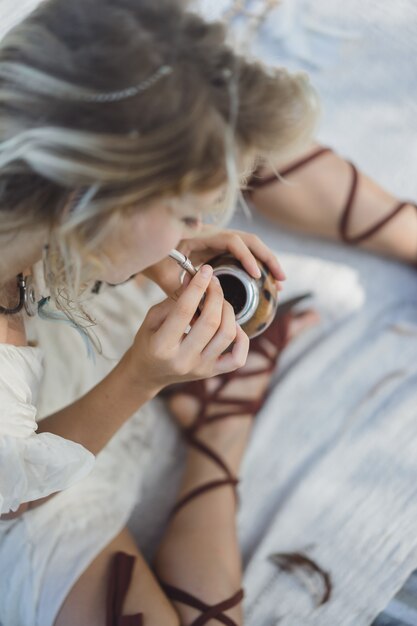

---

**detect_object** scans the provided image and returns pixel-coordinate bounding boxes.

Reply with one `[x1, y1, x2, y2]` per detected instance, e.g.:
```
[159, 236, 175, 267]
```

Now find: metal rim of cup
[212, 265, 260, 326]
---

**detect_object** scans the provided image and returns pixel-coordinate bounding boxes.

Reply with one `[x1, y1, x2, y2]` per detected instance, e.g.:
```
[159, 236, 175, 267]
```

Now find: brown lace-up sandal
[245, 146, 417, 246]
[106, 552, 143, 625]
[158, 294, 312, 626]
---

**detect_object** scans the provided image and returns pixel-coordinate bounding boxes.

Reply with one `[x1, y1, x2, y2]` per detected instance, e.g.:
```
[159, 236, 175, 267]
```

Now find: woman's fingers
[159, 265, 213, 345]
[182, 277, 227, 354]
[184, 230, 286, 282]
[214, 325, 250, 374]
[200, 299, 238, 360]
[145, 298, 174, 332]
[236, 232, 286, 281]
[226, 233, 262, 278]
[200, 232, 261, 279]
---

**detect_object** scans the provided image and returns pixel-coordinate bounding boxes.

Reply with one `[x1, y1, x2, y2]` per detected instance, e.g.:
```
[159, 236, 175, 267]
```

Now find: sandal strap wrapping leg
[157, 299, 310, 625]
[171, 476, 240, 518]
[165, 297, 303, 519]
[245, 146, 332, 197]
[160, 582, 244, 626]
[339, 162, 417, 244]
[245, 146, 417, 250]
[106, 552, 143, 626]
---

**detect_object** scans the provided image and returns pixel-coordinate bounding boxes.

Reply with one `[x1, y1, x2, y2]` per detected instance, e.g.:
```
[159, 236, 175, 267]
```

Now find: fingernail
[212, 275, 220, 285]
[201, 265, 212, 278]
[252, 263, 261, 278]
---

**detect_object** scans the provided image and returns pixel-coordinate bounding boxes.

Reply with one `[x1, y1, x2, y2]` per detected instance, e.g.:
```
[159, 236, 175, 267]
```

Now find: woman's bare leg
[53, 421, 251, 626]
[250, 143, 417, 263]
[54, 528, 179, 626]
[153, 313, 319, 626]
[55, 316, 317, 626]
[52, 385, 259, 626]
[154, 399, 251, 626]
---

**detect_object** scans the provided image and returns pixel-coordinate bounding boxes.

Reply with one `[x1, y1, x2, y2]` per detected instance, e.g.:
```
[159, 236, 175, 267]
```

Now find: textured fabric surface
[373, 569, 417, 626]
[0, 2, 417, 626]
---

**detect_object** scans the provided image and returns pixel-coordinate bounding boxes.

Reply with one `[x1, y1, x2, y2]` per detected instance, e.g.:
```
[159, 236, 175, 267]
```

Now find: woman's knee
[118, 552, 180, 626]
[109, 553, 180, 626]
[55, 530, 179, 626]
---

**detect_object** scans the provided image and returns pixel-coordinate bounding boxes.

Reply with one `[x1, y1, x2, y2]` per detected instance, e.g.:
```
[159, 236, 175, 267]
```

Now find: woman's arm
[40, 230, 281, 453]
[3, 232, 281, 518]
[36, 351, 152, 455]
[0, 349, 151, 520]
[0, 293, 153, 457]
[1, 347, 152, 520]
[2, 266, 248, 518]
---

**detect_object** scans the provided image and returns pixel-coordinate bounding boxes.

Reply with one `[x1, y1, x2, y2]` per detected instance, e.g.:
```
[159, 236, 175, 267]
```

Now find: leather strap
[246, 146, 332, 196]
[339, 162, 417, 244]
[166, 298, 299, 519]
[158, 298, 309, 626]
[245, 145, 417, 248]
[106, 552, 143, 626]
[171, 477, 240, 518]
[161, 582, 244, 626]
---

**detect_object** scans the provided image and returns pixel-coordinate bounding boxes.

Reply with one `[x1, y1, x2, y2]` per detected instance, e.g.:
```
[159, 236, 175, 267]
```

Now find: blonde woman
[0, 1, 318, 625]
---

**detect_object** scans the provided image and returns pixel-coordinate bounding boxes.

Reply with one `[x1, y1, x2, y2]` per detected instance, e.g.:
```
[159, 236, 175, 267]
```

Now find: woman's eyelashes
[181, 216, 201, 230]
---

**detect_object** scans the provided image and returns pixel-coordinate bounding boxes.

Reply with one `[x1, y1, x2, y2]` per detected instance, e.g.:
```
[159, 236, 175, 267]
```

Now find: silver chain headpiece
[79, 65, 172, 103]
[0, 61, 172, 103]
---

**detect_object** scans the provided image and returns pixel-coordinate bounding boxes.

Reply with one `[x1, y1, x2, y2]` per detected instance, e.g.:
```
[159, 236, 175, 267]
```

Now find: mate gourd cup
[209, 253, 279, 339]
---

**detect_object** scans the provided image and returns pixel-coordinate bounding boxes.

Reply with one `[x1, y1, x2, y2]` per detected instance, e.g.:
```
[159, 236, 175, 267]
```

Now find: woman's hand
[141, 228, 286, 298]
[125, 264, 249, 396]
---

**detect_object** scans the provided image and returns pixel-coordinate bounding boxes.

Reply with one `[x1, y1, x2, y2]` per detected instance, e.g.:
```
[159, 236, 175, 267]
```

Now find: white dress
[0, 278, 162, 626]
[0, 345, 94, 516]
[0, 348, 95, 625]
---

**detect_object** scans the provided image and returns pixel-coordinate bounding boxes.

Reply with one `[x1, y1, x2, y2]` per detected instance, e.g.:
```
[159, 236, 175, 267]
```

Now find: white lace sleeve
[0, 344, 95, 515]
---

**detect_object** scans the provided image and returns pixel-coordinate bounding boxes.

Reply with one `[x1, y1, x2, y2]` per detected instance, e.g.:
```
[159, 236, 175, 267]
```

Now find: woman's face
[98, 188, 224, 284]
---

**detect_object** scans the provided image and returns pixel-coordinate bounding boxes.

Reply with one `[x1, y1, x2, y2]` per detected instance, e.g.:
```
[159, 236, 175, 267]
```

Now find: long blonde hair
[0, 0, 318, 313]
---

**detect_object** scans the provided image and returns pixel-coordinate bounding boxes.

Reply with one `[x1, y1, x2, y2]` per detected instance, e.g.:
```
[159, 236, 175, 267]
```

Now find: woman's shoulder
[0, 339, 44, 442]
[0, 340, 43, 367]
[0, 340, 44, 387]
[0, 339, 94, 517]
[0, 304, 43, 387]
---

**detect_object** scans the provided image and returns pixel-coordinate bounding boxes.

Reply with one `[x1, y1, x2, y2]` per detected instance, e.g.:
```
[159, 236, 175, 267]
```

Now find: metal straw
[169, 249, 198, 277]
